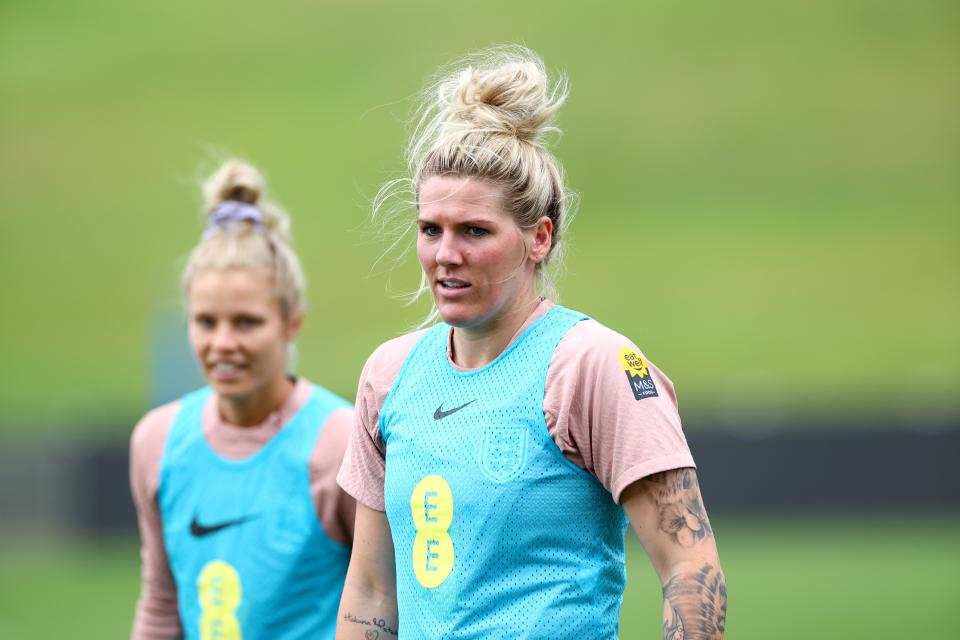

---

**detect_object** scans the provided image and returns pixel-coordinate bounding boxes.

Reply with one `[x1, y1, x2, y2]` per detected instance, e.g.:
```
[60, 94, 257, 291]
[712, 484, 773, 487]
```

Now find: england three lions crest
[479, 426, 528, 482]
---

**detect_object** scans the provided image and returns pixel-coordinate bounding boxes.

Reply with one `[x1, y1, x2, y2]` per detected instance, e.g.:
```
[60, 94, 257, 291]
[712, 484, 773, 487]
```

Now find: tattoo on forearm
[648, 469, 713, 547]
[663, 600, 684, 639]
[662, 564, 727, 639]
[342, 611, 398, 638]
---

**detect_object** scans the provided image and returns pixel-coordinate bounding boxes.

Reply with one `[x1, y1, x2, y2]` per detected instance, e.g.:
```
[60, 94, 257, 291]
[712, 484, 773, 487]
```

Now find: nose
[435, 233, 463, 266]
[210, 324, 239, 352]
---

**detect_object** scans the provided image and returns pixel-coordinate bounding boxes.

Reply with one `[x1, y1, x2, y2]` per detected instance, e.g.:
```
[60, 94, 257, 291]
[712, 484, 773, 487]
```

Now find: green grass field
[1, 513, 957, 638]
[1, 0, 957, 436]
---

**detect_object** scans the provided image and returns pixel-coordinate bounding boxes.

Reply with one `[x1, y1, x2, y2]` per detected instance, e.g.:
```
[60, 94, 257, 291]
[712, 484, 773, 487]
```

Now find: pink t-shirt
[337, 300, 694, 511]
[128, 377, 355, 640]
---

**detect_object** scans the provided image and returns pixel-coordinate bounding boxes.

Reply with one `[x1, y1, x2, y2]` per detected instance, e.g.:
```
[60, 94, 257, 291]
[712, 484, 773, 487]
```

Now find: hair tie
[203, 201, 265, 240]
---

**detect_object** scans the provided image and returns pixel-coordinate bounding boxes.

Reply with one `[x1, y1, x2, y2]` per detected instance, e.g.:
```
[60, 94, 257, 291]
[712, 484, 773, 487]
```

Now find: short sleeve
[337, 331, 425, 511]
[129, 403, 183, 639]
[543, 320, 695, 503]
[308, 406, 356, 546]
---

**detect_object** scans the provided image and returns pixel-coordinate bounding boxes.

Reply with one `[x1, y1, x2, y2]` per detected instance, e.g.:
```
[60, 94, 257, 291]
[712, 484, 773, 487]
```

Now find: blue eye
[466, 226, 488, 237]
[236, 316, 262, 329]
[420, 225, 441, 237]
[194, 315, 215, 329]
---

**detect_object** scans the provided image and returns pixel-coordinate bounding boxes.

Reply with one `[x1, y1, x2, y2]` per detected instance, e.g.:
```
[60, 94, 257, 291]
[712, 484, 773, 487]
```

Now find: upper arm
[129, 406, 176, 563]
[621, 467, 719, 583]
[337, 335, 422, 512]
[544, 321, 694, 499]
[309, 406, 357, 546]
[336, 402, 388, 511]
[129, 406, 183, 638]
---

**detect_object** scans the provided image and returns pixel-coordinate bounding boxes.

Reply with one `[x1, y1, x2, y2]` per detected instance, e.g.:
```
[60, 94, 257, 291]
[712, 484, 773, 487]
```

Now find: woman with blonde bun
[336, 47, 725, 639]
[130, 160, 355, 639]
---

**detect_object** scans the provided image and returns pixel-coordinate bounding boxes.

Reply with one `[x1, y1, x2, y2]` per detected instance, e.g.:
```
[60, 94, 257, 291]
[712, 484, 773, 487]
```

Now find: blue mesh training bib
[381, 306, 629, 639]
[159, 384, 351, 639]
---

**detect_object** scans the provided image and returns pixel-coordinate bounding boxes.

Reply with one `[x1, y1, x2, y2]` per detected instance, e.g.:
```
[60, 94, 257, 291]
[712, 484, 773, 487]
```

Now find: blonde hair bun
[203, 160, 264, 208]
[183, 159, 304, 319]
[446, 57, 564, 142]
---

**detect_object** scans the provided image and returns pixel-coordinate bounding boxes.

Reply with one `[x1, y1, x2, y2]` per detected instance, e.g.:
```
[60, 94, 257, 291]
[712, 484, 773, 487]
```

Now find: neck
[217, 375, 295, 427]
[450, 294, 544, 369]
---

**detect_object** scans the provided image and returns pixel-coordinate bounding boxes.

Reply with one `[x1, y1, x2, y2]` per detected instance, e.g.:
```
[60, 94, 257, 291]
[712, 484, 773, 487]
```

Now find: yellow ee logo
[410, 475, 455, 589]
[197, 560, 243, 639]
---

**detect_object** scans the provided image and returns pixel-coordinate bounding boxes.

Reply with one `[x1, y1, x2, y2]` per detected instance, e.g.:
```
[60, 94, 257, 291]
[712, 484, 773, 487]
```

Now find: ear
[285, 311, 305, 341]
[528, 216, 553, 264]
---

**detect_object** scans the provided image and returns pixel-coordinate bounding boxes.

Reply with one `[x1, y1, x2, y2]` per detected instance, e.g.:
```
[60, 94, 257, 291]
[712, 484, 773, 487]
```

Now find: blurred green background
[1, 0, 957, 637]
[3, 0, 956, 433]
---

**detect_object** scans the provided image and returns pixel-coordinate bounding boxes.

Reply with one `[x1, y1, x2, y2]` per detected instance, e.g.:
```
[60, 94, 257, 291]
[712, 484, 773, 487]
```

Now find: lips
[209, 361, 245, 381]
[438, 277, 469, 289]
[436, 277, 471, 299]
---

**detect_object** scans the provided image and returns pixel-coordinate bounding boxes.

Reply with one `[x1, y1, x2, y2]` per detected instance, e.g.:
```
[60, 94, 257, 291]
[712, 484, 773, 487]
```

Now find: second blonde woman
[130, 160, 355, 639]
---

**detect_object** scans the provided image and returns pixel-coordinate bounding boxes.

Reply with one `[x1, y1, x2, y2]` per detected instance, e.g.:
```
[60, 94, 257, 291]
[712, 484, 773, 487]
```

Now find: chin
[436, 302, 477, 327]
[439, 306, 501, 332]
[206, 377, 251, 399]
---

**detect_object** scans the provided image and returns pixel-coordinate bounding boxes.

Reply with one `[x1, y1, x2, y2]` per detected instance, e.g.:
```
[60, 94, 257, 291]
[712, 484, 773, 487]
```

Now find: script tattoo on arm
[341, 611, 398, 638]
[662, 564, 727, 640]
[646, 469, 713, 547]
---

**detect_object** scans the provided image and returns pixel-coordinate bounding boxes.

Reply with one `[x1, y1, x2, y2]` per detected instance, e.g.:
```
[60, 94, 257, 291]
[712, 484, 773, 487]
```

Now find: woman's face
[417, 175, 551, 332]
[187, 267, 299, 404]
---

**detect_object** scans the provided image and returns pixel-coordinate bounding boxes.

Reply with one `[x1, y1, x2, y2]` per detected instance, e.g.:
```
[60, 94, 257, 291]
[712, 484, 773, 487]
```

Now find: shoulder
[548, 316, 677, 406]
[553, 318, 655, 375]
[301, 378, 352, 412]
[130, 401, 181, 458]
[350, 329, 428, 438]
[293, 377, 352, 438]
[316, 405, 354, 452]
[559, 317, 636, 352]
[366, 330, 429, 374]
[360, 329, 430, 392]
[129, 400, 181, 504]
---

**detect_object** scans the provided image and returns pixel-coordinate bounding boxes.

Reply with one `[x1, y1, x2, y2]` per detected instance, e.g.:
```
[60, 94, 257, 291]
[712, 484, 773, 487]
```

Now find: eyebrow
[416, 215, 498, 226]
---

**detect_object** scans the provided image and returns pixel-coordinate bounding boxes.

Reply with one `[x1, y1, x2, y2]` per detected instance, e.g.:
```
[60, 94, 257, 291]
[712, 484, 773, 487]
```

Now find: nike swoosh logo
[433, 399, 476, 420]
[190, 514, 255, 537]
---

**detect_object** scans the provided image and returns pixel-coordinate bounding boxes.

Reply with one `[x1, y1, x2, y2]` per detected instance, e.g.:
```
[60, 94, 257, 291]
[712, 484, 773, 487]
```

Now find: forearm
[621, 468, 727, 640]
[131, 530, 182, 639]
[131, 586, 182, 640]
[661, 560, 726, 640]
[336, 582, 398, 638]
[335, 500, 399, 639]
[131, 452, 181, 638]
